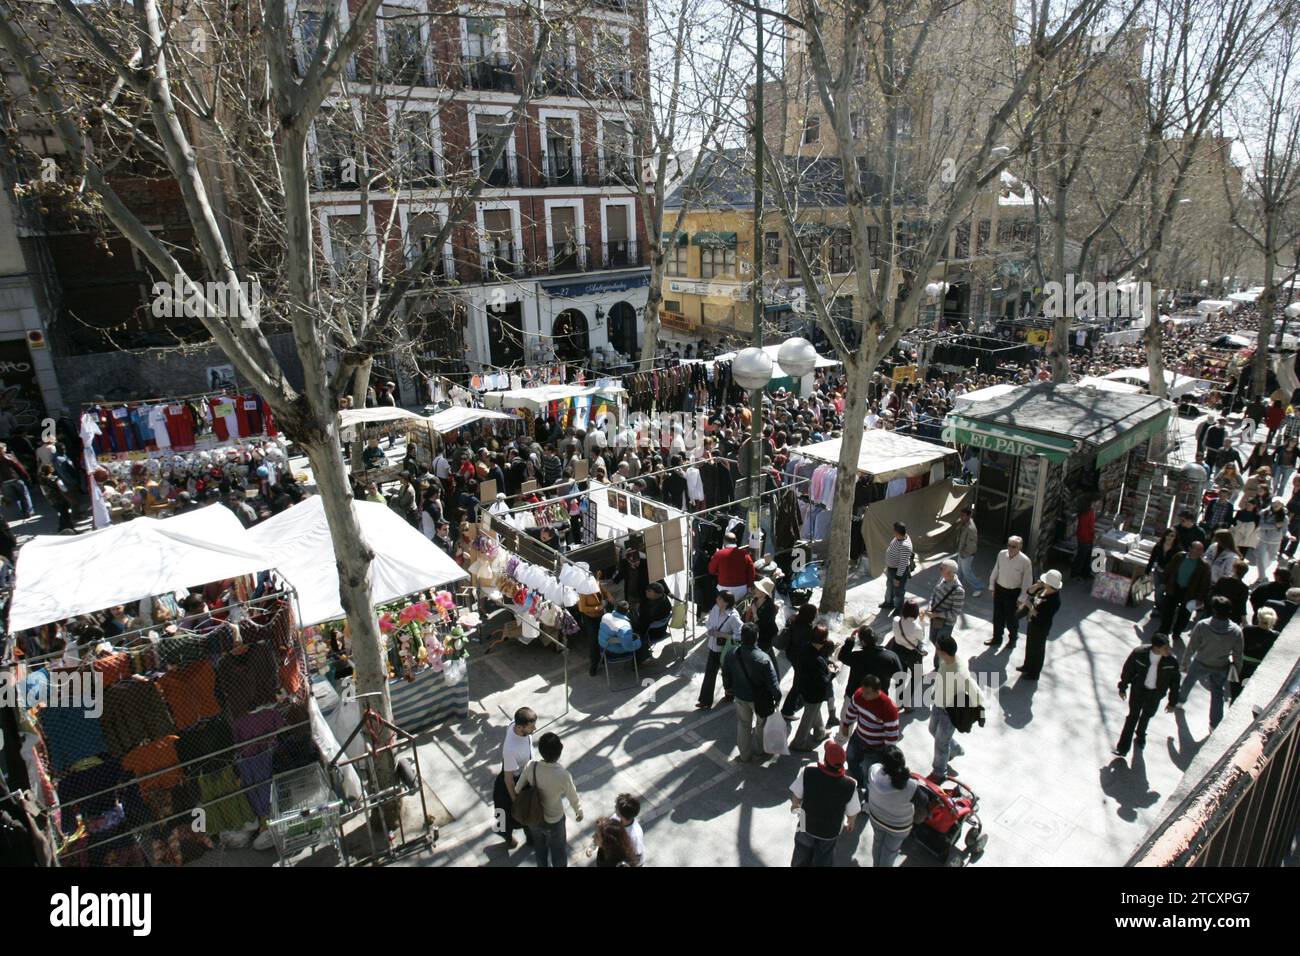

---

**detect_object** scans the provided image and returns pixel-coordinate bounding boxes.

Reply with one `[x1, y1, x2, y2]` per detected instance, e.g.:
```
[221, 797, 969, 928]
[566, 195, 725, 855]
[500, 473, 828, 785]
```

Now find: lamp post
[746, 3, 765, 553]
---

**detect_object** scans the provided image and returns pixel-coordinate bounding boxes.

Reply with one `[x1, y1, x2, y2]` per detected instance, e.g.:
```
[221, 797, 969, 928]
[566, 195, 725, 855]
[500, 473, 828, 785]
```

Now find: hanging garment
[209, 397, 240, 441]
[885, 477, 908, 498]
[101, 676, 179, 758]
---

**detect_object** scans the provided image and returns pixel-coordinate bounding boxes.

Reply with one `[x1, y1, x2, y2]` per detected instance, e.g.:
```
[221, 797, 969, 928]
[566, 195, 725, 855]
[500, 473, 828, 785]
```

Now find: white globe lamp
[1287, 302, 1300, 319]
[731, 347, 776, 390]
[776, 337, 818, 378]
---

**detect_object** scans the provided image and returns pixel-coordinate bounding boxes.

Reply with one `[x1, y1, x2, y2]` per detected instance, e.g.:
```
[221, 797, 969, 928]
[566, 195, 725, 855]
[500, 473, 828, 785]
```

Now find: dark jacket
[837, 638, 902, 699]
[794, 643, 835, 703]
[1250, 580, 1290, 613]
[1025, 587, 1061, 638]
[1211, 575, 1249, 624]
[751, 597, 779, 655]
[1162, 551, 1212, 604]
[1119, 646, 1181, 704]
[778, 620, 815, 665]
[722, 644, 780, 705]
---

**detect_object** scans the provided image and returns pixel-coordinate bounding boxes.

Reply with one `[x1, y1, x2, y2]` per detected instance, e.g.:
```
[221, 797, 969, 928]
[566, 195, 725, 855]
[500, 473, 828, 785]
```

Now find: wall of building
[52, 333, 305, 411]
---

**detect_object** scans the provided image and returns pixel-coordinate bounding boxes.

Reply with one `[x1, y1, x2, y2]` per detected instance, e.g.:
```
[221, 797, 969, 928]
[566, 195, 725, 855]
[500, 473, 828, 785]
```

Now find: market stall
[480, 382, 627, 436]
[943, 383, 1175, 576]
[790, 431, 966, 571]
[2, 506, 327, 865]
[708, 344, 840, 398]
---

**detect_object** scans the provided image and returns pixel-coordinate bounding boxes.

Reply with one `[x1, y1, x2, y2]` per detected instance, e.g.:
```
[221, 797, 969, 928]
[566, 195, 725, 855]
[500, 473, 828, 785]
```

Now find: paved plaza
[410, 555, 1220, 867]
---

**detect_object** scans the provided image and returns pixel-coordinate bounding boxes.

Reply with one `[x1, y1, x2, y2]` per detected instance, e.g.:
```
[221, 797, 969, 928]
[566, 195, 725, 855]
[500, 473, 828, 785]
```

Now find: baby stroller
[787, 560, 822, 608]
[910, 773, 988, 866]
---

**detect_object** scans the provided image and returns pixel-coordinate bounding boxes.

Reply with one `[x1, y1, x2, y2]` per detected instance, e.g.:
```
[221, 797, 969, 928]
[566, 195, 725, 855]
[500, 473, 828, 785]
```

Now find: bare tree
[1222, 7, 1300, 393]
[0, 0, 558, 757]
[737, 0, 1112, 613]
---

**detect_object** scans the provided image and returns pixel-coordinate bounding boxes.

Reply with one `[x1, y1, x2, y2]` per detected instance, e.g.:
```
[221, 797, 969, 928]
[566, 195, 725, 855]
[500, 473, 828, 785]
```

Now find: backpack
[511, 761, 546, 827]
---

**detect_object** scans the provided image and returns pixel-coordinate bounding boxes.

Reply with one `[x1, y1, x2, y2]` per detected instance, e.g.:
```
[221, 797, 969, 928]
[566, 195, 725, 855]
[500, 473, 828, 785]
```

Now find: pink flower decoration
[399, 602, 432, 624]
[434, 591, 456, 611]
[378, 613, 395, 633]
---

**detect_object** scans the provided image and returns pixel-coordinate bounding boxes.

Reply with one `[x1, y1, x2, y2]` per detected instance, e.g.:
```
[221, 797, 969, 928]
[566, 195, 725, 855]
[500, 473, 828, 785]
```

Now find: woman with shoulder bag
[1017, 570, 1062, 680]
[886, 600, 925, 712]
[777, 603, 818, 720]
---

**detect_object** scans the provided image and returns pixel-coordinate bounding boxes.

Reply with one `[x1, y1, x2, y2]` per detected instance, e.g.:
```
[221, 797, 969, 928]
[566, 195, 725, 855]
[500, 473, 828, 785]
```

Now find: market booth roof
[427, 406, 516, 433]
[338, 407, 427, 429]
[795, 430, 954, 483]
[249, 495, 467, 627]
[9, 505, 272, 633]
[943, 382, 1173, 466]
[481, 383, 626, 413]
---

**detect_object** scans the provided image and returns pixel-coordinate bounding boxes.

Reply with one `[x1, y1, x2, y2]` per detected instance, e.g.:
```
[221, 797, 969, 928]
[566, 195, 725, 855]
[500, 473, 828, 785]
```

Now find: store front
[944, 383, 1174, 561]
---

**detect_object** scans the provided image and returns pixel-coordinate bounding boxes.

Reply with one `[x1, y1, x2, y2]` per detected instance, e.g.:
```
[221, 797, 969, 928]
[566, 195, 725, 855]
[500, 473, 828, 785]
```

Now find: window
[664, 299, 682, 314]
[763, 231, 781, 267]
[850, 111, 868, 139]
[295, 9, 323, 77]
[700, 246, 735, 279]
[602, 120, 632, 183]
[865, 225, 881, 259]
[830, 228, 852, 273]
[604, 204, 633, 266]
[313, 110, 356, 189]
[831, 296, 859, 347]
[382, 6, 425, 85]
[666, 242, 688, 276]
[482, 208, 516, 274]
[802, 115, 820, 145]
[539, 29, 576, 95]
[475, 115, 514, 186]
[465, 16, 496, 58]
[407, 211, 448, 278]
[544, 117, 577, 185]
[894, 103, 913, 143]
[393, 111, 441, 184]
[791, 231, 823, 277]
[954, 222, 970, 258]
[976, 219, 990, 255]
[594, 30, 630, 96]
[327, 215, 366, 276]
[464, 17, 513, 91]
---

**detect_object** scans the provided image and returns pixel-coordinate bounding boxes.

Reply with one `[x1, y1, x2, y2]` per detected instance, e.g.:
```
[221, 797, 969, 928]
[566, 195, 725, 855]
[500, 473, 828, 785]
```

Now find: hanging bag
[511, 760, 546, 827]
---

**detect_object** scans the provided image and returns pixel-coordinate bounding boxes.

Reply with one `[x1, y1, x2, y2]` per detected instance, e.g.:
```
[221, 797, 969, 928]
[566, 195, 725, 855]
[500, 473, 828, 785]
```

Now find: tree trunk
[1049, 189, 1071, 382]
[1255, 226, 1277, 397]
[640, 259, 665, 371]
[1143, 264, 1169, 400]
[820, 353, 871, 613]
[349, 357, 373, 473]
[297, 429, 397, 806]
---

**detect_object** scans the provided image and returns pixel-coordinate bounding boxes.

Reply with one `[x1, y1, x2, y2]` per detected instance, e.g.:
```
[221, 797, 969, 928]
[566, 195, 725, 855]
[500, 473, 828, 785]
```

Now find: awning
[943, 416, 1077, 462]
[691, 231, 737, 248]
[795, 431, 955, 483]
[9, 505, 272, 633]
[338, 407, 426, 429]
[1095, 409, 1171, 467]
[248, 496, 467, 627]
[425, 406, 516, 433]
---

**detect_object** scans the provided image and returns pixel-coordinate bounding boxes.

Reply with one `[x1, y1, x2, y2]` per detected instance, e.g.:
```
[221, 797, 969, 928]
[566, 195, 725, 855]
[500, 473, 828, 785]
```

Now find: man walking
[880, 522, 914, 616]
[788, 741, 860, 867]
[954, 506, 981, 597]
[1160, 540, 1212, 644]
[1177, 595, 1243, 729]
[985, 536, 1032, 650]
[721, 623, 781, 763]
[930, 635, 984, 782]
[926, 560, 966, 649]
[838, 674, 901, 789]
[1113, 634, 1180, 757]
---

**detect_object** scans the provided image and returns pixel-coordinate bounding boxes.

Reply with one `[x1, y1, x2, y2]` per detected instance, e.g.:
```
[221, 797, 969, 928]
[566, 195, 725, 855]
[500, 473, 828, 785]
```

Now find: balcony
[595, 0, 627, 9]
[384, 54, 428, 87]
[409, 254, 458, 285]
[536, 62, 579, 97]
[600, 156, 635, 186]
[541, 152, 582, 187]
[602, 240, 643, 269]
[461, 57, 516, 92]
[592, 69, 635, 99]
[482, 242, 526, 279]
[547, 242, 590, 274]
[475, 150, 518, 187]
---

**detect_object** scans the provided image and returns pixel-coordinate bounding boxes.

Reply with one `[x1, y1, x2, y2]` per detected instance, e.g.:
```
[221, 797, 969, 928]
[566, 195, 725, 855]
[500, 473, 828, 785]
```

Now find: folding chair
[601, 638, 641, 691]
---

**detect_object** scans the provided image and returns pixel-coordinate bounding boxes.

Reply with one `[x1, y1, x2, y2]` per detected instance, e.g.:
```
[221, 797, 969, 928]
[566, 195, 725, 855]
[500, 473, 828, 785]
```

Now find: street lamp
[776, 336, 819, 379]
[1286, 302, 1300, 319]
[732, 346, 776, 389]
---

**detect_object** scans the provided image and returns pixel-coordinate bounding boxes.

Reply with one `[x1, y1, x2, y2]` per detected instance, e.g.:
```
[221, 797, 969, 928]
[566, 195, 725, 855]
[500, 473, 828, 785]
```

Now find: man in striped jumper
[926, 560, 966, 652]
[838, 674, 901, 792]
[878, 523, 914, 616]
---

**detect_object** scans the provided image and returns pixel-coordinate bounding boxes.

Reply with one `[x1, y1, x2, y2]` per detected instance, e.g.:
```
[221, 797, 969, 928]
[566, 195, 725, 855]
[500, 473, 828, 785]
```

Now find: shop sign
[541, 274, 650, 299]
[666, 278, 749, 300]
[944, 418, 1074, 462]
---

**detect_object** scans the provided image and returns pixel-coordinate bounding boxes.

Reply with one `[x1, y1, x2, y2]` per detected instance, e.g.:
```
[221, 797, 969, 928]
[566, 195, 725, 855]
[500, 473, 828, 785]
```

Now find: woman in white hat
[1018, 570, 1062, 680]
[745, 578, 780, 667]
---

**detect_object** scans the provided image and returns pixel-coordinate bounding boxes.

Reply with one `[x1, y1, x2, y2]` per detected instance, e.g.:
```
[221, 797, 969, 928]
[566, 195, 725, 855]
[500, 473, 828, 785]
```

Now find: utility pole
[747, 6, 765, 551]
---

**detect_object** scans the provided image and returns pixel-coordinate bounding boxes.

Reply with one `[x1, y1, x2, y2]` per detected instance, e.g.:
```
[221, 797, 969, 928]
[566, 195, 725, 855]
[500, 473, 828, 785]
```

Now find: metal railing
[547, 242, 590, 274]
[536, 62, 580, 97]
[602, 240, 643, 269]
[541, 152, 583, 186]
[461, 57, 516, 92]
[475, 150, 518, 187]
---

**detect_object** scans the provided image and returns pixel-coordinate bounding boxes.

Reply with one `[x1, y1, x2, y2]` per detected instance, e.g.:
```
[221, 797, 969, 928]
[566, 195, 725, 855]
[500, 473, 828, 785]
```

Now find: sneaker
[972, 590, 984, 598]
[252, 828, 276, 851]
[694, 701, 711, 710]
[1111, 747, 1128, 757]
[925, 772, 946, 784]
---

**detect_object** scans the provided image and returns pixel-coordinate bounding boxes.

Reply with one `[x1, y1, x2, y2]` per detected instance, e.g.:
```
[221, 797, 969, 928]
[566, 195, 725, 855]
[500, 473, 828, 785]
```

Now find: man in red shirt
[709, 532, 756, 599]
[1072, 496, 1098, 581]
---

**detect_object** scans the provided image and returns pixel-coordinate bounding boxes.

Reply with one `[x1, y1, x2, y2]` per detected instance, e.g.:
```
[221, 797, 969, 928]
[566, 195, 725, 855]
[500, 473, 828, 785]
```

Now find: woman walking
[778, 603, 818, 720]
[886, 600, 925, 711]
[514, 731, 583, 867]
[697, 591, 742, 709]
[1255, 498, 1288, 579]
[867, 745, 923, 868]
[1206, 530, 1240, 585]
[1017, 570, 1063, 680]
[1146, 527, 1179, 617]
[790, 625, 836, 751]
[491, 707, 537, 850]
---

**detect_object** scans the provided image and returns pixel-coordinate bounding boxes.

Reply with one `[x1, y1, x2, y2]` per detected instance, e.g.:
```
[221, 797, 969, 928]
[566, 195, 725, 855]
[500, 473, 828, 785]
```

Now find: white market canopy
[950, 383, 1018, 409]
[481, 383, 626, 413]
[338, 407, 427, 429]
[1077, 375, 1144, 395]
[711, 344, 841, 379]
[248, 495, 467, 627]
[427, 406, 517, 433]
[9, 505, 272, 633]
[795, 430, 954, 483]
[1101, 367, 1212, 399]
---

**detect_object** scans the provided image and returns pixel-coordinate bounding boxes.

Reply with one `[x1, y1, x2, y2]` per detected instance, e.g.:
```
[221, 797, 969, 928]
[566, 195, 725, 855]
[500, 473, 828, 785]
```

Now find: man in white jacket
[984, 536, 1032, 650]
